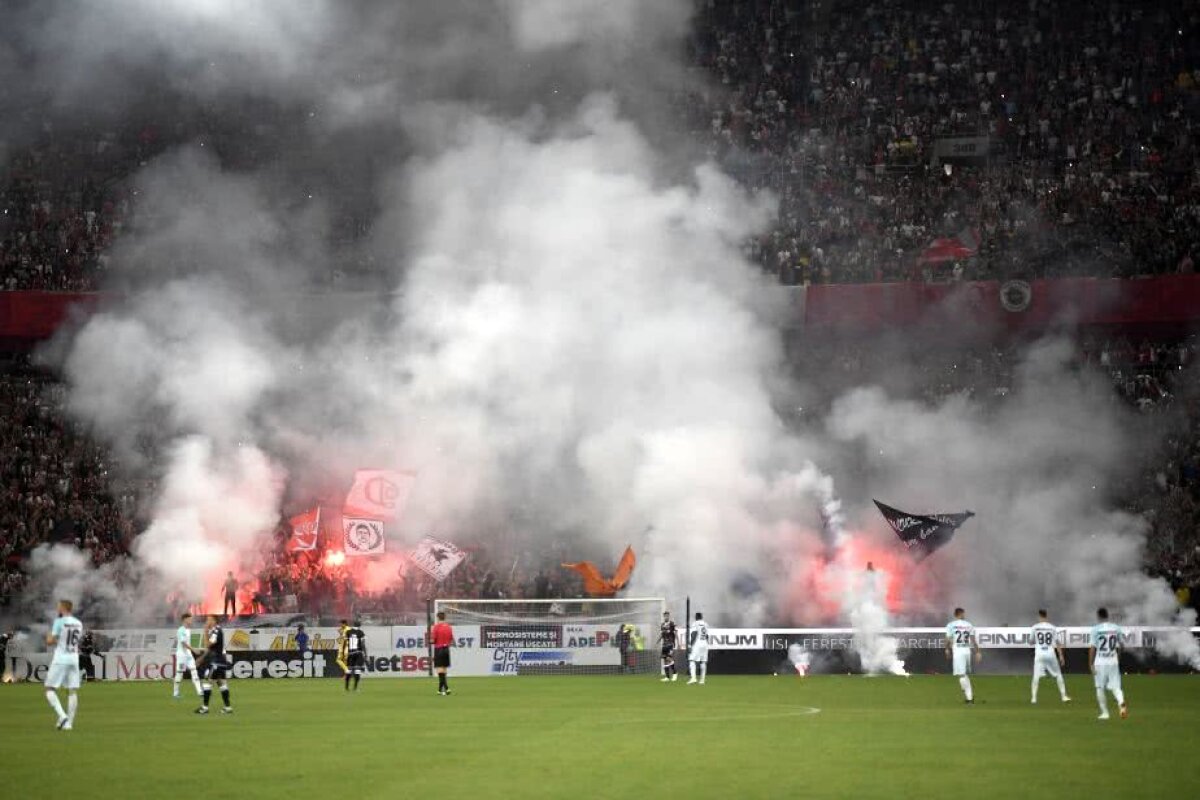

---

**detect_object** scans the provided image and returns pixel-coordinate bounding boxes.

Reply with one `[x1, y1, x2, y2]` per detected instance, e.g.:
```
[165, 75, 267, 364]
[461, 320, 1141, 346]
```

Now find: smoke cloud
[4, 1, 1195, 671]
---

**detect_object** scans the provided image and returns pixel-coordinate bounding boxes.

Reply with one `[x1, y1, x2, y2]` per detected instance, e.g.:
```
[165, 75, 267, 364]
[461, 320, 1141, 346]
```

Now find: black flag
[873, 500, 974, 561]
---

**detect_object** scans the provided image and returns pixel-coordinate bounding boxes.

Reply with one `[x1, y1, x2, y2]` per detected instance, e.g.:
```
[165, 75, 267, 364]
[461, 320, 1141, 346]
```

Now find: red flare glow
[785, 529, 944, 624]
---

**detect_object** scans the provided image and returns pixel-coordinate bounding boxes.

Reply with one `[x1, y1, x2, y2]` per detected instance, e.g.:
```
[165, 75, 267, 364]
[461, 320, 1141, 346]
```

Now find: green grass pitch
[3, 675, 1198, 799]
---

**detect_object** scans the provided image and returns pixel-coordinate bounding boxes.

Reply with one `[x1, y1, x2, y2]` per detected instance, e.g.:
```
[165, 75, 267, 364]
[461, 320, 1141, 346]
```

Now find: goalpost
[432, 597, 667, 676]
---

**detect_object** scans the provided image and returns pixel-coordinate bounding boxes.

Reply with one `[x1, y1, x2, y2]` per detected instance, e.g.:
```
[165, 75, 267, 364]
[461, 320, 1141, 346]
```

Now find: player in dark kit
[659, 611, 678, 682]
[196, 615, 233, 715]
[431, 612, 454, 695]
[343, 622, 367, 691]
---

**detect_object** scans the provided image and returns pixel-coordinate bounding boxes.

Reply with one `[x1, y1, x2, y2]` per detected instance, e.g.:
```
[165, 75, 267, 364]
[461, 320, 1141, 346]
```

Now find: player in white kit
[687, 612, 709, 685]
[944, 607, 980, 704]
[44, 599, 83, 730]
[1089, 607, 1127, 720]
[1030, 609, 1070, 704]
[172, 612, 204, 699]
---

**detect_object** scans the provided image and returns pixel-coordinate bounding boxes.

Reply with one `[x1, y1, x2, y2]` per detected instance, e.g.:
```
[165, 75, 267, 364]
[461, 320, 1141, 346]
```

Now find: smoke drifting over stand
[5, 1, 1197, 668]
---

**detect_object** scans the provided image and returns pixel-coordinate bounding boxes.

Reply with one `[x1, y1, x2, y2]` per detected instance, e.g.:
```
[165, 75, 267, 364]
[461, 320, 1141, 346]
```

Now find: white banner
[3, 623, 633, 680]
[706, 627, 1200, 650]
[343, 469, 415, 521]
[410, 536, 467, 581]
[343, 517, 386, 556]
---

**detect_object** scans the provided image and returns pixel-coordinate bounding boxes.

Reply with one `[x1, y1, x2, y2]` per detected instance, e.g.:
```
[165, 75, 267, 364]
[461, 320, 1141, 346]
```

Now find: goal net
[433, 597, 667, 676]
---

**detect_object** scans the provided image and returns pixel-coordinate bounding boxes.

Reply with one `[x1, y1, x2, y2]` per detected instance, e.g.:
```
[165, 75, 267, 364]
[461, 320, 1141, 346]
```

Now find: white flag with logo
[410, 536, 467, 581]
[343, 517, 386, 557]
[343, 469, 415, 522]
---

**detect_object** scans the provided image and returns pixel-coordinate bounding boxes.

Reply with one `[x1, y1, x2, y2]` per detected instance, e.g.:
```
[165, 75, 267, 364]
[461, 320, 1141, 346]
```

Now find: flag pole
[426, 596, 434, 677]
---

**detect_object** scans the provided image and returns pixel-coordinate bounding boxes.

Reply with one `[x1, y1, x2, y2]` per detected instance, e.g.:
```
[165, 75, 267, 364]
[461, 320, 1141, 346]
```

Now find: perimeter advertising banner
[705, 627, 1200, 650]
[1, 623, 632, 681]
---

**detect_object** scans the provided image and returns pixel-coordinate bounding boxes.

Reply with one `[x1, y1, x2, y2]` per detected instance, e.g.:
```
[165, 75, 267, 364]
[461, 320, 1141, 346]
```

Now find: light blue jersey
[176, 625, 192, 658]
[945, 619, 975, 651]
[1031, 621, 1058, 656]
[51, 615, 83, 666]
[1090, 622, 1122, 665]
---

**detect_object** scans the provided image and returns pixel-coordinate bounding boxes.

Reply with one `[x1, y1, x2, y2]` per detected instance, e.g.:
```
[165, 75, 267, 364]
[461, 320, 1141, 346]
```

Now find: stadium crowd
[688, 0, 1199, 283]
[0, 1, 1196, 291]
[0, 361, 134, 605]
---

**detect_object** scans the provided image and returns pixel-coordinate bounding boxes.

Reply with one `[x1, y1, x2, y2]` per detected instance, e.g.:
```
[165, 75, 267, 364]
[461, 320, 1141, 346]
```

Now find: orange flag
[562, 546, 636, 597]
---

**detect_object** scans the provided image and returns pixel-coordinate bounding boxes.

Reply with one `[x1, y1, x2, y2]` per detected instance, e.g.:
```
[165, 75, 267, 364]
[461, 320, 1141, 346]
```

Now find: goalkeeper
[335, 619, 350, 676]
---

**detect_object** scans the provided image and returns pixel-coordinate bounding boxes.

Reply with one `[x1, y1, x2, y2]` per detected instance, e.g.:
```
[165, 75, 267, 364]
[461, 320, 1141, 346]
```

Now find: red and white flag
[287, 508, 321, 552]
[343, 469, 416, 522]
[343, 517, 386, 557]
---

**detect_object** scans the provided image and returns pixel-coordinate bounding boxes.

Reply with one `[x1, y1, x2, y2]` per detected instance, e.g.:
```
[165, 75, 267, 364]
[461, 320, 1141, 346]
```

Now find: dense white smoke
[3, 1, 1196, 673]
[825, 340, 1200, 666]
[21, 0, 818, 623]
[801, 465, 907, 675]
[369, 97, 797, 616]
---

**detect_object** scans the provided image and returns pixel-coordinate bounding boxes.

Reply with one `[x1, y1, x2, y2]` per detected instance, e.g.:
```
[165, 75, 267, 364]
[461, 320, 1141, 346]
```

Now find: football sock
[1056, 675, 1067, 699]
[344, 674, 351, 691]
[661, 662, 667, 676]
[353, 674, 361, 690]
[438, 674, 447, 691]
[958, 676, 973, 701]
[45, 690, 65, 719]
[1031, 676, 1039, 701]
[67, 692, 78, 723]
[202, 688, 212, 708]
[173, 672, 183, 694]
[191, 672, 203, 696]
[1113, 687, 1125, 706]
[1095, 688, 1108, 715]
[220, 687, 230, 707]
[689, 661, 697, 680]
[699, 663, 707, 682]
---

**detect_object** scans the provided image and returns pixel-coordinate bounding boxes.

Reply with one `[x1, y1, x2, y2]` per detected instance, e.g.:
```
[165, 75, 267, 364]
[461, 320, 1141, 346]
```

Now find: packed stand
[0, 1, 1193, 291]
[688, 0, 1200, 283]
[0, 358, 135, 606]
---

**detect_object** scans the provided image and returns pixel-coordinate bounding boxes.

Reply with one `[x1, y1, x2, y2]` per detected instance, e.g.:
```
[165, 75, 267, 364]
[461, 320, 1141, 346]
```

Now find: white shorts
[952, 649, 972, 676]
[45, 662, 82, 690]
[176, 653, 197, 674]
[1033, 654, 1062, 679]
[689, 647, 709, 664]
[1093, 663, 1121, 691]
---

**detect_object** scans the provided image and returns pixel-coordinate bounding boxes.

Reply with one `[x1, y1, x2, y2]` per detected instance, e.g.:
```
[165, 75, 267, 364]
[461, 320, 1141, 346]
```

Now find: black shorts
[661, 645, 675, 659]
[201, 657, 231, 680]
[347, 652, 366, 672]
[433, 646, 451, 669]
